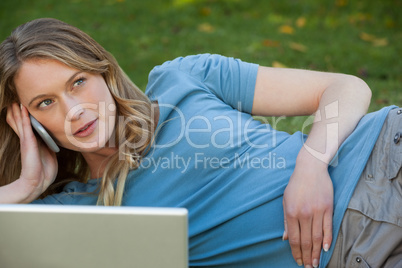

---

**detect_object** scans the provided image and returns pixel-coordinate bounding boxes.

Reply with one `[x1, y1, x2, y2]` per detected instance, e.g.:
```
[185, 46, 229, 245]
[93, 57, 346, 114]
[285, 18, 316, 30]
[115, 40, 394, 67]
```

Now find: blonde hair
[0, 18, 154, 206]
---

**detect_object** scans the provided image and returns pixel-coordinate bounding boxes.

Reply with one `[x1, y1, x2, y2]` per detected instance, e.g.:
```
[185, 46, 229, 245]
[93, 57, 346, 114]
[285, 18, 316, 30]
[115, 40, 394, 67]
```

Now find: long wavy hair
[0, 18, 155, 206]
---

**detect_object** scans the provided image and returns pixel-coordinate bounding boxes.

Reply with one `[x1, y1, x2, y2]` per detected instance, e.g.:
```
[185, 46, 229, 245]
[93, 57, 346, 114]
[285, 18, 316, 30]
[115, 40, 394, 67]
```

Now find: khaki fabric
[328, 108, 402, 267]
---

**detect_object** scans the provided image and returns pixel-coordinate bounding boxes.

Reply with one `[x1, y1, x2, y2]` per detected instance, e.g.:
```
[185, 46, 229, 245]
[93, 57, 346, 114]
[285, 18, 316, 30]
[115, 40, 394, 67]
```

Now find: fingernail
[282, 231, 286, 241]
[305, 265, 313, 268]
[296, 259, 303, 266]
[324, 243, 329, 252]
[313, 259, 319, 267]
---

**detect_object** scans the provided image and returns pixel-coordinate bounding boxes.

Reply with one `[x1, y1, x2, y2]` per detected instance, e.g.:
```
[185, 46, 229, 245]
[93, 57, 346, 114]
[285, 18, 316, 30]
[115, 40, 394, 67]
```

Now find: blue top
[32, 54, 394, 267]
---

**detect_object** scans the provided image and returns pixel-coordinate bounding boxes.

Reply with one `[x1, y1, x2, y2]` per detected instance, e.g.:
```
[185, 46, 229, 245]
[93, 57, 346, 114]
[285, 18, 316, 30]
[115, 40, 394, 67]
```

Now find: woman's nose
[64, 98, 85, 122]
[68, 105, 84, 121]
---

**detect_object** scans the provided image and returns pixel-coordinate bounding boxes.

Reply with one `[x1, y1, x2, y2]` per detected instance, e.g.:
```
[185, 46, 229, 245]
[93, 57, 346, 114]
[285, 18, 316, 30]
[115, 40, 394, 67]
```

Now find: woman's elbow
[354, 75, 371, 97]
[343, 74, 372, 110]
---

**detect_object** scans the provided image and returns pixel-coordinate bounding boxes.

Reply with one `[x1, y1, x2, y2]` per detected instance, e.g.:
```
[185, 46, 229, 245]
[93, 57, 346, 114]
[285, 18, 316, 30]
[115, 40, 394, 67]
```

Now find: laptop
[0, 204, 188, 268]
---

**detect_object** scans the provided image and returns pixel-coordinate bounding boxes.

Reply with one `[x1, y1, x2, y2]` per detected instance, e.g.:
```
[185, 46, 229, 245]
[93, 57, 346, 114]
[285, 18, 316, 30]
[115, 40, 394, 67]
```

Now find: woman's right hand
[0, 103, 58, 203]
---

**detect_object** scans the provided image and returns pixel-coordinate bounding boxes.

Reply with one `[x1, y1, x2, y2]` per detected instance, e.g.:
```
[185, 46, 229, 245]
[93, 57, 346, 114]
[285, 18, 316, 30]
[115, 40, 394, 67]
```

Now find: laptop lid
[0, 204, 188, 268]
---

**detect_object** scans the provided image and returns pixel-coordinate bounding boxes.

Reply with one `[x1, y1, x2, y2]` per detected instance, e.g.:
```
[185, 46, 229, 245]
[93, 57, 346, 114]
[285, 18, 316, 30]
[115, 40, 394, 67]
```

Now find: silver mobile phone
[29, 115, 60, 153]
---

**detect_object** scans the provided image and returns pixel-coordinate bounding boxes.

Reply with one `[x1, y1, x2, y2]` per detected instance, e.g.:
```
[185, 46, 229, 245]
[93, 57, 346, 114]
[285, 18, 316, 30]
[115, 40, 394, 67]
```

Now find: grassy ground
[1, 0, 400, 133]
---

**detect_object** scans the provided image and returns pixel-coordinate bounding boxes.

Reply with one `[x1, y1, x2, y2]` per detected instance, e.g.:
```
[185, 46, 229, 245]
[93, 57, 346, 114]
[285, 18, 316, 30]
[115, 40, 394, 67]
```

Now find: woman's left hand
[282, 155, 334, 268]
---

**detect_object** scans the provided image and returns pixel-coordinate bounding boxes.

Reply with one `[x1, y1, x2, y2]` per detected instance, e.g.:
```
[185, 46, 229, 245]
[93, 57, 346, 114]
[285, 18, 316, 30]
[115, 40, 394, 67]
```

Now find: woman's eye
[38, 99, 53, 108]
[73, 78, 85, 88]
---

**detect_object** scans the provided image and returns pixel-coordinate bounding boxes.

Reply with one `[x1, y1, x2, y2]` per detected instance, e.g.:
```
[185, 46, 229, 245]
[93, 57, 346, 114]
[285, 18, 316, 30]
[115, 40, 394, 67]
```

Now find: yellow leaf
[385, 17, 395, 28]
[296, 17, 306, 28]
[262, 39, 280, 47]
[349, 13, 371, 25]
[359, 32, 388, 47]
[198, 23, 215, 33]
[272, 61, 288, 68]
[336, 0, 347, 7]
[199, 7, 211, 16]
[372, 38, 388, 47]
[289, 42, 307, 52]
[359, 32, 376, 42]
[279, 25, 294, 34]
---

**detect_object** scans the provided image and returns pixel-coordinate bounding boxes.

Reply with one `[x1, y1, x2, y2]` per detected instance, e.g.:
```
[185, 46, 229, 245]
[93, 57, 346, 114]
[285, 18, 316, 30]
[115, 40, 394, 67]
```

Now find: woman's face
[14, 59, 117, 154]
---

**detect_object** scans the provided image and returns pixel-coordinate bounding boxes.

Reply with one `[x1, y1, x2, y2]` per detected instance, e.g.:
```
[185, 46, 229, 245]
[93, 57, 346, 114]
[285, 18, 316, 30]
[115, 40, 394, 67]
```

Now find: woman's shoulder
[145, 53, 257, 94]
[148, 53, 250, 77]
[145, 54, 218, 98]
[151, 53, 216, 71]
[31, 179, 100, 205]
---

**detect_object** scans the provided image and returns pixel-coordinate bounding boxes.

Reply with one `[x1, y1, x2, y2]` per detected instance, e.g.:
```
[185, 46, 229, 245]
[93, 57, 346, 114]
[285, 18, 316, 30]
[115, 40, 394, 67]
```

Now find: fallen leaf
[279, 25, 294, 34]
[359, 32, 377, 42]
[375, 98, 389, 105]
[385, 17, 395, 28]
[357, 68, 369, 78]
[359, 32, 388, 47]
[199, 7, 211, 16]
[198, 23, 215, 33]
[289, 42, 307, 52]
[272, 61, 288, 68]
[262, 39, 280, 47]
[296, 17, 306, 28]
[349, 13, 371, 25]
[336, 0, 347, 7]
[372, 38, 388, 47]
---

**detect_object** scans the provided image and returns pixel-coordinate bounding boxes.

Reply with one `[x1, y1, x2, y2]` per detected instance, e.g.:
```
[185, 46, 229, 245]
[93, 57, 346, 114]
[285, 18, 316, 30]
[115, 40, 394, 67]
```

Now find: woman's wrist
[296, 146, 330, 171]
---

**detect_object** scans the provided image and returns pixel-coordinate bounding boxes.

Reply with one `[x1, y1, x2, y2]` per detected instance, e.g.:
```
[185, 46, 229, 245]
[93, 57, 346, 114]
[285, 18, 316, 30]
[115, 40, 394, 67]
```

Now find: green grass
[1, 0, 400, 133]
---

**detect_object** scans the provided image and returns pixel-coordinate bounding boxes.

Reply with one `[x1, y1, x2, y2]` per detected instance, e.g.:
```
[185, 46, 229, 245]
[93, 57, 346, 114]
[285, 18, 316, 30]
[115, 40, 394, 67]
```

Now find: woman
[0, 18, 400, 267]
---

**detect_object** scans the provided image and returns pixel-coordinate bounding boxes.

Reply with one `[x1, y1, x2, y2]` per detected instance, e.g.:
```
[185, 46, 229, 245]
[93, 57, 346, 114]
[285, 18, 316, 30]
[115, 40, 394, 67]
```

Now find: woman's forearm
[0, 179, 30, 204]
[283, 75, 371, 267]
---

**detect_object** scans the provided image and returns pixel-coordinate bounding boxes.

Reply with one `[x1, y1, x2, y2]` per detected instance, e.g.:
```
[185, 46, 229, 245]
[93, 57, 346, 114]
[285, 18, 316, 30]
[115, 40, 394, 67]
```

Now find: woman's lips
[73, 119, 97, 137]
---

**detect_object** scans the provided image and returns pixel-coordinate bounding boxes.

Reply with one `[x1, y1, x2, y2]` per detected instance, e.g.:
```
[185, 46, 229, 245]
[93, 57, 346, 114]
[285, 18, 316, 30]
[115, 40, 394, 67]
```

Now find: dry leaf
[372, 38, 388, 47]
[272, 61, 288, 68]
[357, 68, 368, 78]
[359, 32, 377, 42]
[262, 39, 280, 47]
[198, 23, 215, 33]
[385, 17, 395, 28]
[375, 98, 389, 105]
[289, 42, 307, 52]
[296, 17, 306, 28]
[349, 13, 371, 25]
[279, 25, 294, 34]
[359, 32, 388, 47]
[336, 0, 347, 7]
[199, 7, 211, 16]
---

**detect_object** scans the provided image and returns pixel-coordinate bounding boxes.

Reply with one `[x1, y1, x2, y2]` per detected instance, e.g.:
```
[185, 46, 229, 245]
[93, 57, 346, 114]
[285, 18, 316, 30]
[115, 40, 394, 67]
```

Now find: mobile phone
[29, 115, 60, 153]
